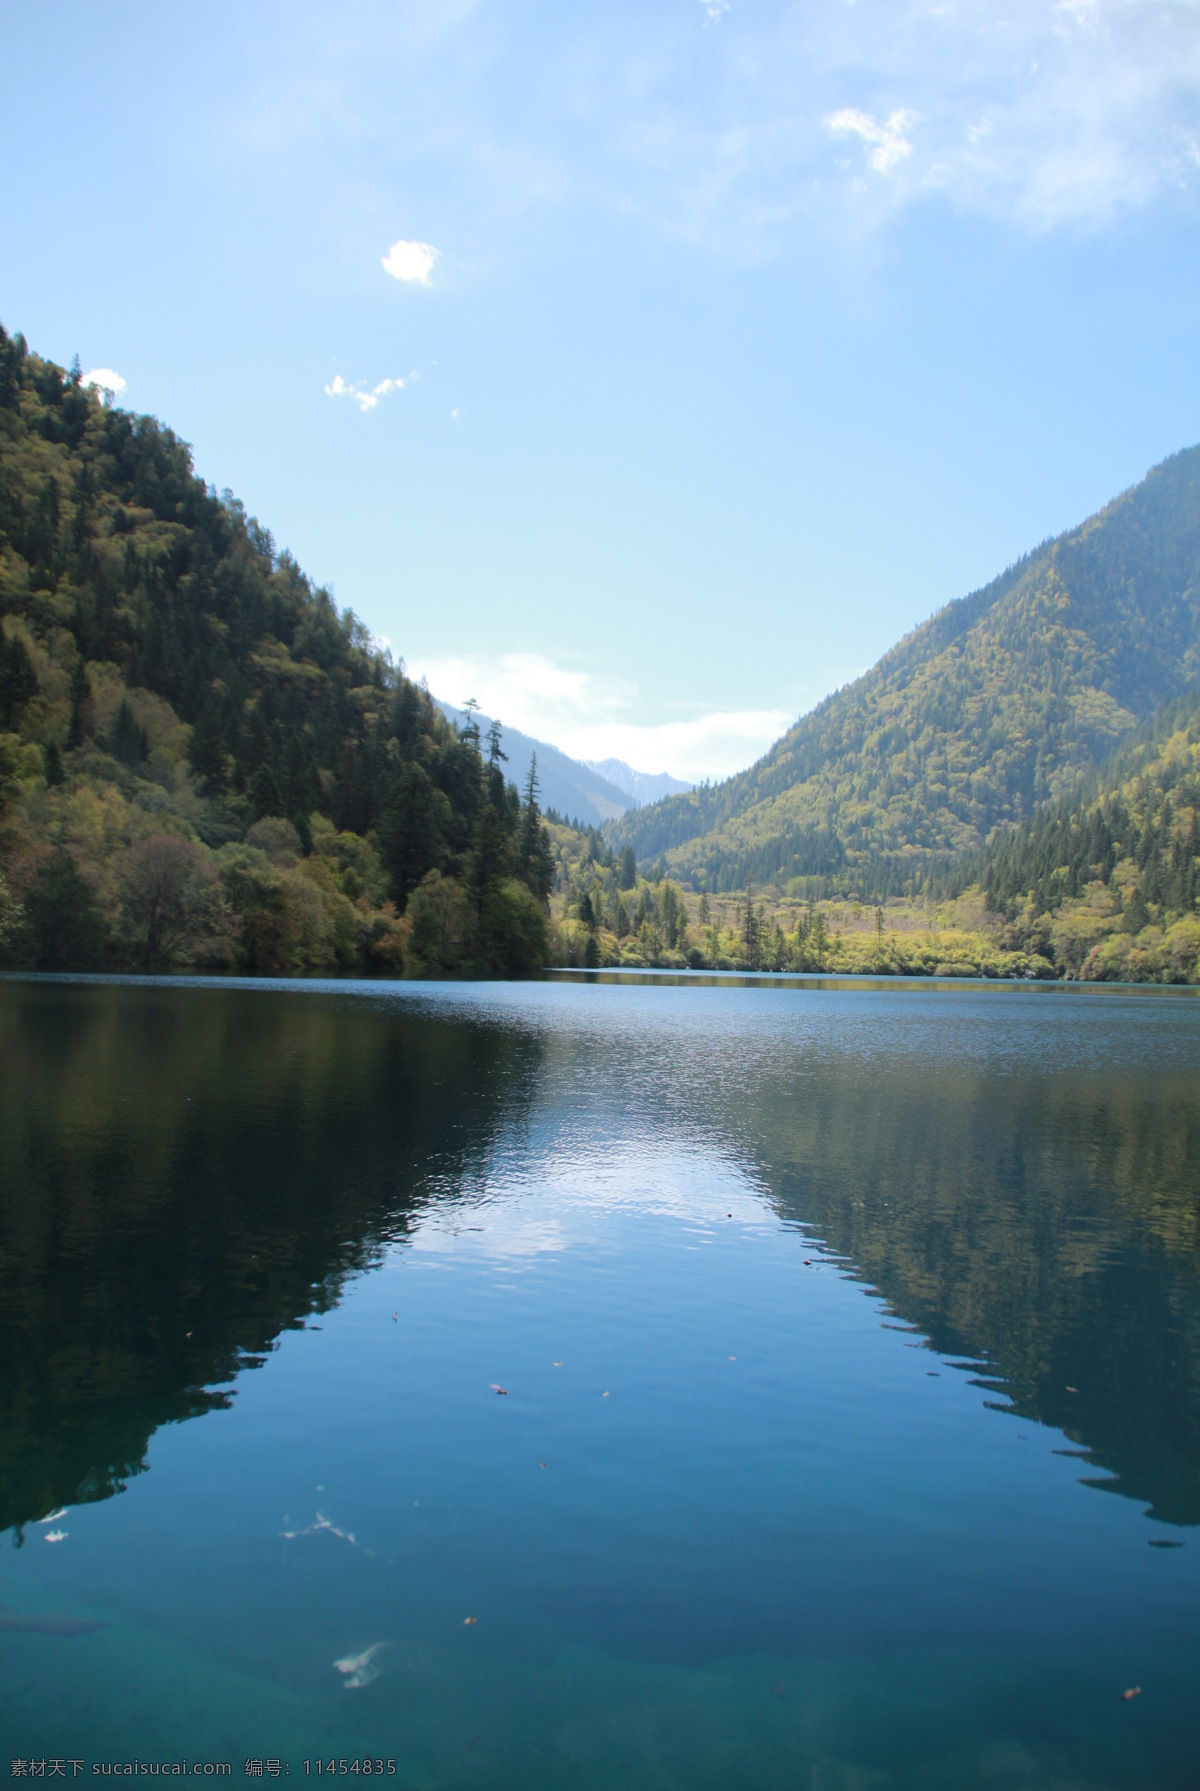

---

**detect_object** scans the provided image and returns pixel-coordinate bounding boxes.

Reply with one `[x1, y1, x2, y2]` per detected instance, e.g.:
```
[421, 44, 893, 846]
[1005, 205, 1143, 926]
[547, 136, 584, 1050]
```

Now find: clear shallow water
[1, 977, 1198, 1787]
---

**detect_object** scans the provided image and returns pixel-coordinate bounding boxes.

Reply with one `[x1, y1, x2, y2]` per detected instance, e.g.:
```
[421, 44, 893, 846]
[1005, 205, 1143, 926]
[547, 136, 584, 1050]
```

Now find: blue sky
[3, 0, 1198, 779]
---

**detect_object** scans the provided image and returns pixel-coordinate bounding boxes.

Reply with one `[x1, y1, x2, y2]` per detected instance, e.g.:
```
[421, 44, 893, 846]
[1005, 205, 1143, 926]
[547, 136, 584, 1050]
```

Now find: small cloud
[827, 107, 916, 174]
[325, 373, 414, 414]
[701, 0, 731, 21]
[381, 238, 441, 284]
[83, 368, 126, 396]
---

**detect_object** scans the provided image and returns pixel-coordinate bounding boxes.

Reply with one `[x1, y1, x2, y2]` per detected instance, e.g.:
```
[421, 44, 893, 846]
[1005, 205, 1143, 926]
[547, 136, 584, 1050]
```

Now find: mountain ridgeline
[614, 448, 1200, 895]
[0, 326, 554, 975]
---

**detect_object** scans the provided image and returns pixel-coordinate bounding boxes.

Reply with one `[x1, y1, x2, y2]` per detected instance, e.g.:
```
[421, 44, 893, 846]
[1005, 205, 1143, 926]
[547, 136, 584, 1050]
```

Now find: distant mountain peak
[583, 758, 693, 807]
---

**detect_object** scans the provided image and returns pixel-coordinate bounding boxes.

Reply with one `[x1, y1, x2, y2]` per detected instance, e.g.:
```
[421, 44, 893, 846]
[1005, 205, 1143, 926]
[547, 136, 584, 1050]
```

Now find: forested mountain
[614, 447, 1200, 895]
[0, 326, 554, 974]
[950, 681, 1200, 981]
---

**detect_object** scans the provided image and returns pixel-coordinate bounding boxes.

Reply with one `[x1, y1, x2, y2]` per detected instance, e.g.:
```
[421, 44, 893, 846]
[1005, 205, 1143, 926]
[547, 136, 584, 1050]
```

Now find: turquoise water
[1, 977, 1198, 1786]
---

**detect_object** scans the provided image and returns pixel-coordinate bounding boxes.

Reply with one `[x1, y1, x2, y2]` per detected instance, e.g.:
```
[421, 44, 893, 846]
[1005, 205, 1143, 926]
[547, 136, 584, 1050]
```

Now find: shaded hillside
[0, 325, 554, 975]
[615, 447, 1200, 893]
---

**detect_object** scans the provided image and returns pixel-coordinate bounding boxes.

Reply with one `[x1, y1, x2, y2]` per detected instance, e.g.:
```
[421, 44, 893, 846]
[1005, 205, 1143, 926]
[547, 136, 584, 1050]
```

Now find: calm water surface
[1, 976, 1198, 1787]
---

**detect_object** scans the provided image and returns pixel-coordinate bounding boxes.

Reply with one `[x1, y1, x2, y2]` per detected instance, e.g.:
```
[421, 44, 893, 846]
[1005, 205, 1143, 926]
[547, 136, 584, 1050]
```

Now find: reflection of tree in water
[746, 1063, 1200, 1526]
[0, 983, 542, 1539]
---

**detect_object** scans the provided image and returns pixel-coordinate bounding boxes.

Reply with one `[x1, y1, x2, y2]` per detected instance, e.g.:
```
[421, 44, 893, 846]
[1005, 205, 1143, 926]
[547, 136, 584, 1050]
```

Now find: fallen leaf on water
[463, 1616, 477, 1626]
[602, 1390, 610, 1398]
[391, 1313, 397, 1323]
[804, 1260, 812, 1266]
[539, 1461, 547, 1470]
[491, 1384, 508, 1396]
[1065, 1386, 1077, 1393]
[1121, 1686, 1141, 1701]
[552, 1361, 563, 1367]
[44, 1531, 67, 1544]
[729, 1355, 737, 1361]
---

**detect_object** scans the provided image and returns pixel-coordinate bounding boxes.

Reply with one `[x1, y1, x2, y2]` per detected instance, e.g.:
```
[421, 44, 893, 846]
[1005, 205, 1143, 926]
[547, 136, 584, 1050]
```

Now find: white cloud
[227, 0, 1200, 276]
[559, 710, 794, 786]
[828, 107, 916, 174]
[406, 649, 793, 782]
[324, 372, 415, 413]
[83, 368, 126, 395]
[381, 238, 441, 284]
[493, 0, 1200, 239]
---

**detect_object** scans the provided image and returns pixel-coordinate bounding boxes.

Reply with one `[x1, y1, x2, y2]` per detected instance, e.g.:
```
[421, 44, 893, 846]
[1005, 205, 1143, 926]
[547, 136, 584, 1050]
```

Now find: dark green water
[2, 976, 1198, 1787]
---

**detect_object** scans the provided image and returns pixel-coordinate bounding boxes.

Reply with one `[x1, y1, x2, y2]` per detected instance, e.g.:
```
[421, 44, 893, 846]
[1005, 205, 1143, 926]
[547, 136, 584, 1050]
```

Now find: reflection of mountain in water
[0, 982, 542, 1538]
[741, 1053, 1200, 1526]
[4, 980, 1199, 1539]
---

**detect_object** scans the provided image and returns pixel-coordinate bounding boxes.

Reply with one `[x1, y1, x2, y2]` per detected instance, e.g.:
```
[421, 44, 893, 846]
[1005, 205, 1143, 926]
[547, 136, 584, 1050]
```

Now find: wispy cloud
[828, 107, 917, 175]
[230, 1, 1200, 264]
[406, 649, 793, 782]
[381, 238, 440, 284]
[324, 372, 415, 413]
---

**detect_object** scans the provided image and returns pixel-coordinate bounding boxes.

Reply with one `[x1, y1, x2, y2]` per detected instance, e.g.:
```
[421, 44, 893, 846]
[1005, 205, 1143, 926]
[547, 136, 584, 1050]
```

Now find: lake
[1, 975, 1198, 1787]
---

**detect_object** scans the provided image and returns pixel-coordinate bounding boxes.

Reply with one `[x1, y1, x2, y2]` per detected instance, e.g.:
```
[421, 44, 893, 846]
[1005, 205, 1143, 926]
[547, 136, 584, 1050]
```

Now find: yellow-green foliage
[615, 447, 1200, 894]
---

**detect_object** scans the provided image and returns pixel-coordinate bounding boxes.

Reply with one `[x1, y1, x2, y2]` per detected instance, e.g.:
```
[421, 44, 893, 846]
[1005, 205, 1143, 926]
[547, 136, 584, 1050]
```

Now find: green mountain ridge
[0, 324, 556, 975]
[615, 447, 1200, 895]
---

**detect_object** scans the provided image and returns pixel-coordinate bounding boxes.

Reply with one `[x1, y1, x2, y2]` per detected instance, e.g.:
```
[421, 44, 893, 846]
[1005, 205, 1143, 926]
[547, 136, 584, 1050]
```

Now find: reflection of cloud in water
[333, 1642, 388, 1689]
[408, 1138, 769, 1262]
[280, 1510, 373, 1556]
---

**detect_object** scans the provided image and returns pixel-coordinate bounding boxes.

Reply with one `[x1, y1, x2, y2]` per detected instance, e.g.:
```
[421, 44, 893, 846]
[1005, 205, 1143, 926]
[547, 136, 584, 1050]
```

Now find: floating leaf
[1121, 1686, 1142, 1701]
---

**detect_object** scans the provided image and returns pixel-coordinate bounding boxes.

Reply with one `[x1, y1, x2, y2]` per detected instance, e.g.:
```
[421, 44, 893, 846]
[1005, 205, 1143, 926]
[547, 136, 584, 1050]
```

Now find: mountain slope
[0, 325, 555, 975]
[958, 680, 1200, 981]
[614, 447, 1200, 892]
